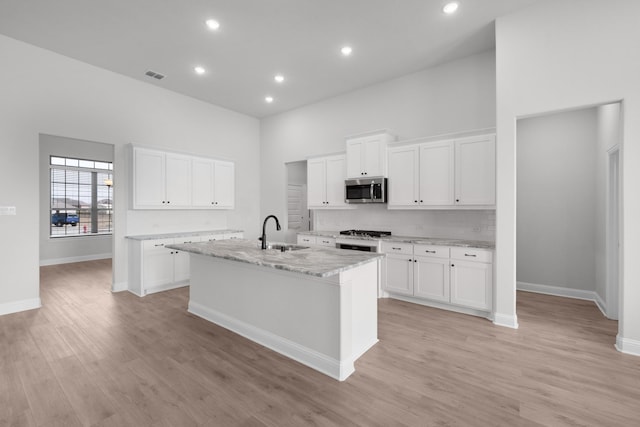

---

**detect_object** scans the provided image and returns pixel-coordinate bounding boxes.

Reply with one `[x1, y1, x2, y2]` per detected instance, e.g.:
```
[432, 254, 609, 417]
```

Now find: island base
[188, 254, 379, 381]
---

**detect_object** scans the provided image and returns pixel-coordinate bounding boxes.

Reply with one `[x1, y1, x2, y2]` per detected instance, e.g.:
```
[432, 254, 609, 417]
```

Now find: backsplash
[313, 205, 495, 241]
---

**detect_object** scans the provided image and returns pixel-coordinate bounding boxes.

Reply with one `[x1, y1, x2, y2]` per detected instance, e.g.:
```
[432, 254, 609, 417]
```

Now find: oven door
[336, 238, 380, 252]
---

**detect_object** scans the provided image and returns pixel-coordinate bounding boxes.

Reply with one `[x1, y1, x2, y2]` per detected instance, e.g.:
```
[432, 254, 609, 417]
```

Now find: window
[50, 156, 113, 237]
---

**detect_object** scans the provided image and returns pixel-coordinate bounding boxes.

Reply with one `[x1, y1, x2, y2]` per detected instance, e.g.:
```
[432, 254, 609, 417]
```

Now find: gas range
[339, 229, 392, 239]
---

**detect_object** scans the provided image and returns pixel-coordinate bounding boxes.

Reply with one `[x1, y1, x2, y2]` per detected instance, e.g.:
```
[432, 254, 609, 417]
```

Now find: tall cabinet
[307, 154, 349, 208]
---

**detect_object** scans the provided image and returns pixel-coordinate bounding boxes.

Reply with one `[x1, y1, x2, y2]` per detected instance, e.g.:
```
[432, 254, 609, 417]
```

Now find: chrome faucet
[261, 215, 281, 250]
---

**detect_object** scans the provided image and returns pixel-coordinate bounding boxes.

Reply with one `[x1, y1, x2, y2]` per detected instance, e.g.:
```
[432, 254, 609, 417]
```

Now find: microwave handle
[370, 183, 375, 200]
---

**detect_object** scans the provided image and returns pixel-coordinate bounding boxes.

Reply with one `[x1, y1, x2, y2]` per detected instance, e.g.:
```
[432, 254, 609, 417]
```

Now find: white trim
[40, 253, 112, 266]
[517, 281, 597, 301]
[593, 292, 608, 318]
[188, 300, 356, 381]
[127, 289, 144, 297]
[111, 281, 128, 292]
[493, 312, 519, 329]
[615, 335, 640, 357]
[0, 298, 42, 316]
[388, 293, 492, 320]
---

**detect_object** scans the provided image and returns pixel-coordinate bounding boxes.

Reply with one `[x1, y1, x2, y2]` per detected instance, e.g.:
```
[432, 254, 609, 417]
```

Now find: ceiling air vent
[145, 70, 165, 80]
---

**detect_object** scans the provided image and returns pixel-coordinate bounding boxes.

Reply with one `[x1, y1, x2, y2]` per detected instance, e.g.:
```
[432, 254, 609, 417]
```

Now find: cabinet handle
[167, 201, 170, 204]
[425, 250, 436, 253]
[464, 254, 477, 257]
[414, 200, 418, 203]
[183, 241, 192, 244]
[154, 243, 164, 247]
[162, 201, 166, 204]
[456, 199, 460, 202]
[408, 259, 412, 262]
[451, 264, 455, 267]
[414, 260, 417, 263]
[392, 247, 402, 250]
[420, 200, 423, 203]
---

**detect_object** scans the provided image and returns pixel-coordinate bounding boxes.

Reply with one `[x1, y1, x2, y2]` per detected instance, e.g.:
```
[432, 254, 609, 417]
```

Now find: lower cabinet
[382, 242, 492, 312]
[129, 231, 243, 296]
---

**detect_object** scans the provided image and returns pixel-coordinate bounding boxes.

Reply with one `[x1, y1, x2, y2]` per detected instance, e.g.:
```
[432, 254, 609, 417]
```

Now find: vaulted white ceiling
[0, 0, 543, 118]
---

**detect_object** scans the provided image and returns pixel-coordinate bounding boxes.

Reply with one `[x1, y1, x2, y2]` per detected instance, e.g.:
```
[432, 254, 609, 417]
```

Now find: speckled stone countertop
[126, 229, 243, 241]
[166, 239, 384, 278]
[300, 230, 495, 249]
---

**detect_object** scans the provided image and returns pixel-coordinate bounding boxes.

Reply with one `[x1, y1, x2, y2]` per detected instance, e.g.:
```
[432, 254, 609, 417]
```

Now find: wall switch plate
[0, 206, 16, 215]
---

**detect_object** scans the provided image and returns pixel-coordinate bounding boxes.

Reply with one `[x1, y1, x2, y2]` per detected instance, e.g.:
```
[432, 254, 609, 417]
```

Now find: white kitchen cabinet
[449, 248, 493, 310]
[133, 147, 192, 209]
[307, 154, 348, 208]
[387, 133, 495, 209]
[346, 131, 395, 178]
[388, 145, 419, 206]
[419, 141, 454, 206]
[128, 231, 243, 296]
[455, 134, 496, 205]
[191, 158, 235, 209]
[316, 236, 336, 247]
[382, 242, 493, 313]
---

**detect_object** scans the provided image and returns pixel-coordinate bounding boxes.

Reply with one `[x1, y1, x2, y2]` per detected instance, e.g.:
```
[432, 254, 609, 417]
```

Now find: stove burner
[339, 229, 392, 238]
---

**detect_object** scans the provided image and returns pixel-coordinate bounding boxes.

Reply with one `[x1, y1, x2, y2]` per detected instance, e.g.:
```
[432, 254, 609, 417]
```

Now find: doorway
[285, 161, 309, 243]
[515, 102, 622, 326]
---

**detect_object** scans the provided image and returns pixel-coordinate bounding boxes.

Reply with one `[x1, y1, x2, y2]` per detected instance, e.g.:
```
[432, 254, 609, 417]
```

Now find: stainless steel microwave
[345, 177, 387, 204]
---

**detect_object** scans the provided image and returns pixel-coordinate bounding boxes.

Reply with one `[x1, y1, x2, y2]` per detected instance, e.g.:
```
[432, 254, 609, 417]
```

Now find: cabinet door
[142, 239, 175, 291]
[383, 254, 414, 296]
[191, 158, 215, 207]
[165, 153, 192, 207]
[346, 140, 364, 178]
[362, 136, 385, 177]
[307, 159, 327, 207]
[455, 135, 496, 205]
[134, 148, 166, 208]
[213, 160, 235, 208]
[450, 260, 492, 310]
[388, 146, 419, 206]
[414, 256, 450, 302]
[419, 141, 454, 205]
[325, 155, 347, 207]
[172, 237, 195, 282]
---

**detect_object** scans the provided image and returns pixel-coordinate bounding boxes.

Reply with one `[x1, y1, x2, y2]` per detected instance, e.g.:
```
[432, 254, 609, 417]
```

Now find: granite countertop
[166, 239, 384, 278]
[126, 229, 243, 241]
[299, 230, 495, 249]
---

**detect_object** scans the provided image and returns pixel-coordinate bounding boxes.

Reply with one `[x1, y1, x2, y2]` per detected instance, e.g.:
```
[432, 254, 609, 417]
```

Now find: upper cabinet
[387, 133, 495, 209]
[307, 154, 349, 209]
[346, 131, 395, 178]
[454, 135, 496, 206]
[191, 158, 235, 209]
[131, 146, 234, 210]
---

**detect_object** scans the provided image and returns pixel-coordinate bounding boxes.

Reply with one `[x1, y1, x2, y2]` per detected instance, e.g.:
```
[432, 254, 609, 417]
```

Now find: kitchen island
[166, 239, 384, 381]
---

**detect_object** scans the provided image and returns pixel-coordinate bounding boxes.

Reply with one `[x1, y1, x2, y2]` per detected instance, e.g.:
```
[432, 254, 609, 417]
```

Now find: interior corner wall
[516, 108, 598, 292]
[259, 49, 497, 243]
[39, 134, 114, 266]
[496, 0, 640, 341]
[0, 34, 260, 313]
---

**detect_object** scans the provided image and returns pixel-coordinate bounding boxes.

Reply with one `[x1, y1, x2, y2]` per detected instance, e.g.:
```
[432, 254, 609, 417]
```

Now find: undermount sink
[263, 243, 309, 252]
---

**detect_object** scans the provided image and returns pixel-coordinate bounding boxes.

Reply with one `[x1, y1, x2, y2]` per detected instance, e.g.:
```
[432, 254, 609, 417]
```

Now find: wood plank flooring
[1, 259, 639, 426]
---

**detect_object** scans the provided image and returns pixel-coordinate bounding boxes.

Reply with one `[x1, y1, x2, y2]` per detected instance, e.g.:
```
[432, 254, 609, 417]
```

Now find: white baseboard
[615, 335, 640, 357]
[112, 281, 128, 292]
[188, 300, 355, 381]
[388, 293, 492, 320]
[40, 253, 112, 266]
[517, 281, 609, 316]
[0, 298, 42, 316]
[493, 312, 519, 329]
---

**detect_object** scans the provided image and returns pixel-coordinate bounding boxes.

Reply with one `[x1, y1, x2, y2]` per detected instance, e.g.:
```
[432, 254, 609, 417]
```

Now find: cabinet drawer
[297, 235, 317, 245]
[381, 241, 413, 255]
[413, 245, 449, 259]
[201, 234, 225, 242]
[142, 238, 175, 252]
[316, 237, 336, 247]
[450, 247, 492, 263]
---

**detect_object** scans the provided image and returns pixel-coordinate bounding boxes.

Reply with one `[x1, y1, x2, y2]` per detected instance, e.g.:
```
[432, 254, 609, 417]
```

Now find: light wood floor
[1, 259, 639, 426]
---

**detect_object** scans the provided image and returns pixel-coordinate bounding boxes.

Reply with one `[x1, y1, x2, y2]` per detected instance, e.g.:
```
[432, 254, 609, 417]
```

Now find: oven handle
[370, 183, 375, 201]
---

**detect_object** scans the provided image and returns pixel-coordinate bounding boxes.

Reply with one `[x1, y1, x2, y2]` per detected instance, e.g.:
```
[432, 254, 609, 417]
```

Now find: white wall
[0, 34, 260, 314]
[516, 108, 598, 292]
[260, 50, 497, 243]
[496, 0, 640, 353]
[39, 134, 114, 265]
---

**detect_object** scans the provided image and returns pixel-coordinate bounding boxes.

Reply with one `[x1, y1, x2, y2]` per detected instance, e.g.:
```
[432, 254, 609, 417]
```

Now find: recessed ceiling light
[274, 74, 285, 83]
[205, 19, 220, 30]
[341, 46, 353, 57]
[265, 96, 274, 103]
[442, 2, 459, 14]
[194, 66, 206, 75]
